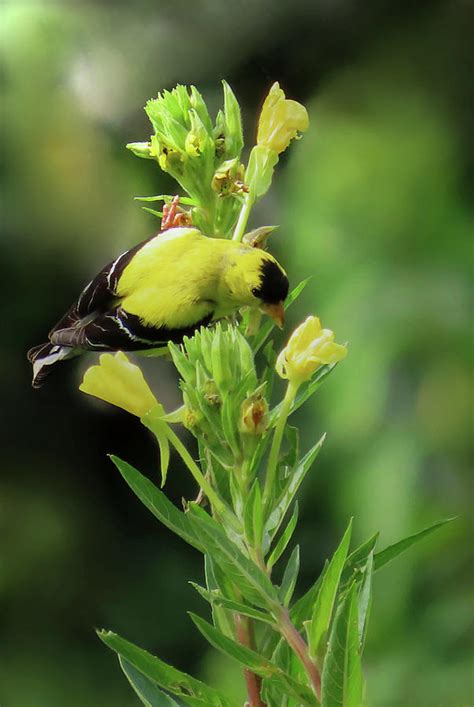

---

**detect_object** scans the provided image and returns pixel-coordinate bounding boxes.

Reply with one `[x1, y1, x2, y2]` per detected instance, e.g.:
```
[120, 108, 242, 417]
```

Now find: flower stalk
[263, 380, 299, 509]
[232, 191, 254, 242]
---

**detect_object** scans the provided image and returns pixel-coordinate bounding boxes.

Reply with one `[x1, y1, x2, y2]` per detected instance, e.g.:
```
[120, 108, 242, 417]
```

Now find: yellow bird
[28, 227, 289, 387]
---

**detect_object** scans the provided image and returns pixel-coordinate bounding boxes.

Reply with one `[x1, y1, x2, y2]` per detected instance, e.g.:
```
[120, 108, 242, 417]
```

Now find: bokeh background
[1, 1, 472, 705]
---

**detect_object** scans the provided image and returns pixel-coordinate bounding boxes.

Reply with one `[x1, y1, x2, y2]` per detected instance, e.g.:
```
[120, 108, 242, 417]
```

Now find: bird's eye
[251, 287, 259, 297]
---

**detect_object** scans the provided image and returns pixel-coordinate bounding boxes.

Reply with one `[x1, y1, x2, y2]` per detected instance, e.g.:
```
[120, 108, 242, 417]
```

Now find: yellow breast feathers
[116, 228, 223, 329]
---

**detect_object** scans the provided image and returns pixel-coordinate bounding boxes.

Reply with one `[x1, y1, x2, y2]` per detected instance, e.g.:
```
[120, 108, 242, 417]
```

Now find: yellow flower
[276, 316, 347, 385]
[257, 82, 309, 155]
[79, 351, 158, 417]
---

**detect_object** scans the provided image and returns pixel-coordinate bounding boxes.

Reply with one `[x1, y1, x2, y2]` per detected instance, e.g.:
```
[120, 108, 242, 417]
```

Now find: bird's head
[222, 246, 289, 328]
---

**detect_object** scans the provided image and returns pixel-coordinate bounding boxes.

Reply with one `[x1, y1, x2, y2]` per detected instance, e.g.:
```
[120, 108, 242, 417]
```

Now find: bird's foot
[161, 195, 192, 231]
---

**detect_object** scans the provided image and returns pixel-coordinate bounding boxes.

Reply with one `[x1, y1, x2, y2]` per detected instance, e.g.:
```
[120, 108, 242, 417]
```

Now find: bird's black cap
[254, 259, 289, 304]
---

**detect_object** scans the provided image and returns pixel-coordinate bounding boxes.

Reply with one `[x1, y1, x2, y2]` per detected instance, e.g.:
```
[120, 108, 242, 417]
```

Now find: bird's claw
[161, 196, 192, 231]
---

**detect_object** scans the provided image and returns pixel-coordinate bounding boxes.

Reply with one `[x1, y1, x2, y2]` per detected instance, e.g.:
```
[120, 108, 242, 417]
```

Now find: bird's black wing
[51, 307, 213, 351]
[48, 237, 152, 342]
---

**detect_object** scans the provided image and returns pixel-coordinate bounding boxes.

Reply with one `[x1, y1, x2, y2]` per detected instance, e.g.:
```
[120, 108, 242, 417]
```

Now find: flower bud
[126, 141, 153, 159]
[211, 158, 245, 196]
[79, 351, 158, 417]
[276, 316, 347, 385]
[185, 131, 202, 157]
[239, 394, 269, 435]
[257, 82, 309, 155]
[202, 379, 221, 406]
[183, 407, 203, 431]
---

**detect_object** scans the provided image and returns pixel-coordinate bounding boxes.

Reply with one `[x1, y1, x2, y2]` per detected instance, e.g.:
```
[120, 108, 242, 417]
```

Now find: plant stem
[232, 191, 254, 242]
[235, 614, 267, 707]
[278, 608, 321, 700]
[166, 427, 239, 529]
[262, 381, 298, 508]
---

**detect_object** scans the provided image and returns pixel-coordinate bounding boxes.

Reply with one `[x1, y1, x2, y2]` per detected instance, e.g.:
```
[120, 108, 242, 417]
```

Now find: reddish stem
[235, 615, 267, 707]
[278, 609, 321, 700]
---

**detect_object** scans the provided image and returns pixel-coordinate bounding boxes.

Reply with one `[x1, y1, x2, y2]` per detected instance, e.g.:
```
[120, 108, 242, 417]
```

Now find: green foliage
[91, 82, 456, 706]
[320, 583, 363, 707]
[306, 520, 352, 660]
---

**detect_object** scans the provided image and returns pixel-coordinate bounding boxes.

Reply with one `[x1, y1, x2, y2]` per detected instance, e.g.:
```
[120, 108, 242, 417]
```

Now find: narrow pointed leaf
[307, 520, 353, 658]
[357, 551, 373, 650]
[265, 435, 325, 542]
[134, 194, 197, 205]
[279, 545, 300, 607]
[321, 584, 363, 707]
[119, 657, 179, 706]
[268, 502, 299, 570]
[190, 583, 274, 625]
[243, 481, 263, 548]
[290, 562, 326, 629]
[374, 517, 457, 571]
[204, 555, 235, 638]
[222, 80, 243, 159]
[142, 206, 163, 218]
[341, 533, 379, 585]
[189, 613, 274, 677]
[99, 631, 231, 706]
[190, 614, 317, 705]
[110, 456, 204, 552]
[188, 508, 279, 609]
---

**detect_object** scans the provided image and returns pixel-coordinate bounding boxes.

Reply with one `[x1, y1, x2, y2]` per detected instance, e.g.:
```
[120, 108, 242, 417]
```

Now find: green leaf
[190, 615, 317, 706]
[357, 551, 373, 650]
[263, 640, 317, 706]
[321, 584, 363, 707]
[268, 502, 299, 570]
[220, 395, 240, 456]
[99, 631, 231, 707]
[204, 555, 235, 639]
[279, 545, 300, 607]
[187, 508, 279, 609]
[190, 583, 274, 625]
[280, 425, 300, 473]
[110, 456, 204, 552]
[290, 562, 326, 629]
[243, 481, 264, 548]
[134, 194, 197, 205]
[222, 80, 243, 160]
[340, 533, 379, 586]
[262, 670, 319, 707]
[307, 520, 353, 659]
[119, 657, 179, 706]
[253, 279, 310, 355]
[374, 517, 457, 571]
[189, 613, 274, 676]
[265, 435, 325, 543]
[142, 206, 163, 218]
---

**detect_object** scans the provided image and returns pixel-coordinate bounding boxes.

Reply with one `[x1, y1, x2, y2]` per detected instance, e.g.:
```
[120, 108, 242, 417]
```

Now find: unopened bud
[239, 394, 269, 435]
[183, 407, 203, 431]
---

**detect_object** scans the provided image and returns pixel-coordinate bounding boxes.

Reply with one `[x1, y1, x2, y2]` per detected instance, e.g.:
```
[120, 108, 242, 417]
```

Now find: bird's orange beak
[261, 301, 285, 329]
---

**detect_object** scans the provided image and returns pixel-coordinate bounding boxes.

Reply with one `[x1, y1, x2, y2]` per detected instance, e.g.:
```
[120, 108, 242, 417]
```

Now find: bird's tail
[27, 342, 78, 388]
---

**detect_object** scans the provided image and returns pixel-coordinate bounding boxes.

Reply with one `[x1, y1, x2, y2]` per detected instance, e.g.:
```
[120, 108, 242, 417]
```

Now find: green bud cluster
[127, 82, 245, 237]
[169, 323, 268, 490]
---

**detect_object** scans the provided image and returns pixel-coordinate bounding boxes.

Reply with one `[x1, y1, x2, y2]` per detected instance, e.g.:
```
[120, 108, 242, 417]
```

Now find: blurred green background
[1, 1, 472, 705]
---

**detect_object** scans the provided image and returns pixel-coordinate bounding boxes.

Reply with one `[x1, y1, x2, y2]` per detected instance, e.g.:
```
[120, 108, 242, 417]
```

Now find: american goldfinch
[28, 227, 289, 387]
